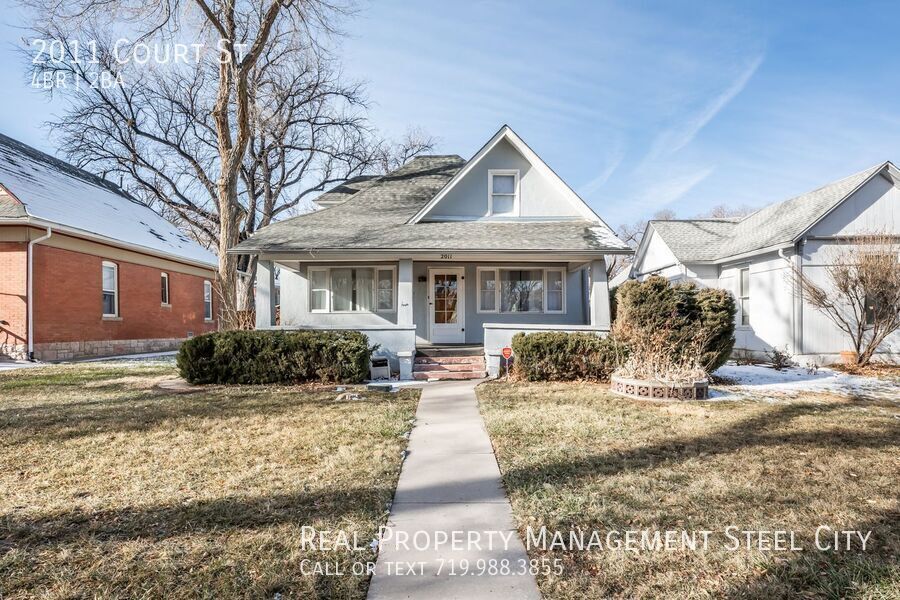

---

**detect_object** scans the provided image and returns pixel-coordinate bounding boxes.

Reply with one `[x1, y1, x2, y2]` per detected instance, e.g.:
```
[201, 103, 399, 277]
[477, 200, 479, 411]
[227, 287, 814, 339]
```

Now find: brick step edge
[414, 363, 487, 372]
[412, 371, 487, 381]
[414, 356, 485, 365]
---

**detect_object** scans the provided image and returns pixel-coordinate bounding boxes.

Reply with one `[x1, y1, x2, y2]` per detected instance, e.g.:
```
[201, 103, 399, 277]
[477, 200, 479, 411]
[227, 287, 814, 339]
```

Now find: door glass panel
[433, 274, 458, 325]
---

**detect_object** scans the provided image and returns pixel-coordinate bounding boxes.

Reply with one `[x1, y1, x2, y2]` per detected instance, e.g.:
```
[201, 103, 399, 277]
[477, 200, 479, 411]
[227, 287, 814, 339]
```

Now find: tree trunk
[216, 175, 242, 328]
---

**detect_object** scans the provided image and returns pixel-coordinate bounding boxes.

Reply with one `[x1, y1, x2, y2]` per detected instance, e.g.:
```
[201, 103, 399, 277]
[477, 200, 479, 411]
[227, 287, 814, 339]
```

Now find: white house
[630, 162, 900, 364]
[230, 126, 632, 378]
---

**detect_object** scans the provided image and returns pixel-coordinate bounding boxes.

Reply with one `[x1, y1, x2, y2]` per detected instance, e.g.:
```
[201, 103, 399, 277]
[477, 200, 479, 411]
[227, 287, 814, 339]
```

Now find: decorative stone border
[610, 375, 709, 401]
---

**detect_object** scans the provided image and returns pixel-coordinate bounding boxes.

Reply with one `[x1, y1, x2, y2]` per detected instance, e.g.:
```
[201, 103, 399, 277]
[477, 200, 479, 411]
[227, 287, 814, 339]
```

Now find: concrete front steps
[412, 351, 486, 381]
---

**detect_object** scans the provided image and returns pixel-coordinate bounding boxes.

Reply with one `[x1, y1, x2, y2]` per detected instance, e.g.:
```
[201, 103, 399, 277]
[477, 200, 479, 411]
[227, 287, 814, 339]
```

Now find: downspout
[27, 226, 52, 360]
[778, 244, 803, 357]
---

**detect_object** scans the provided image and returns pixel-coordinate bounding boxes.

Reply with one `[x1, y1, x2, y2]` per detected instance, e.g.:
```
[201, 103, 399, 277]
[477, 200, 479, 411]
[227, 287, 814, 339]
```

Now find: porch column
[589, 259, 611, 329]
[256, 259, 277, 329]
[398, 258, 414, 327]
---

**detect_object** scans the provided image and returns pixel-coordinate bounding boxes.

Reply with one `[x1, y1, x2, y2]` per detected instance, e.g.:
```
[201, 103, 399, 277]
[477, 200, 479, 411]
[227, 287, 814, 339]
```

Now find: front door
[429, 268, 465, 343]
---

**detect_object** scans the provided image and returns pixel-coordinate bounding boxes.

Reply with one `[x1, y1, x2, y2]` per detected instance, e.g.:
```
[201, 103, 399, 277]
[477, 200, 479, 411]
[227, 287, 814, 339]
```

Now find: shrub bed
[177, 330, 373, 384]
[510, 331, 625, 382]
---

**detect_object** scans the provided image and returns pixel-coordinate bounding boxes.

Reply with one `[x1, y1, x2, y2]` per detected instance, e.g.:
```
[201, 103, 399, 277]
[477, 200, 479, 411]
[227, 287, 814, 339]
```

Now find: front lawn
[478, 381, 900, 599]
[0, 362, 418, 599]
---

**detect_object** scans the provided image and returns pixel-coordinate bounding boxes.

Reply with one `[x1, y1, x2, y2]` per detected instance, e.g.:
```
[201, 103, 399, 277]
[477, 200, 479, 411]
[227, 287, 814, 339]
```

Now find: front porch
[254, 256, 612, 378]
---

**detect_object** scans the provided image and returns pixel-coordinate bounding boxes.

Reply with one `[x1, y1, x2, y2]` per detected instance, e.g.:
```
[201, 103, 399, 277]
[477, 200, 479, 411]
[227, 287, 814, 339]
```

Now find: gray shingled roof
[232, 155, 629, 253]
[649, 162, 890, 263]
[314, 175, 382, 207]
[648, 219, 739, 262]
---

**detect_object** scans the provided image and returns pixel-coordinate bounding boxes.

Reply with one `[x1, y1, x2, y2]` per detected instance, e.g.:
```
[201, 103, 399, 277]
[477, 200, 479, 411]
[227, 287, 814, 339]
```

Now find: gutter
[27, 226, 52, 360]
[633, 261, 680, 278]
[227, 247, 633, 257]
[13, 216, 218, 271]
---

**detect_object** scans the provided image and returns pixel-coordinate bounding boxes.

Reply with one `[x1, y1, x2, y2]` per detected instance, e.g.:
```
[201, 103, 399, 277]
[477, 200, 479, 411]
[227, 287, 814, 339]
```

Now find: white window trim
[102, 261, 119, 318]
[307, 265, 398, 314]
[476, 266, 566, 315]
[375, 267, 398, 313]
[487, 169, 520, 217]
[203, 280, 213, 322]
[476, 267, 499, 313]
[543, 267, 566, 314]
[308, 267, 330, 313]
[738, 266, 750, 328]
[161, 272, 170, 306]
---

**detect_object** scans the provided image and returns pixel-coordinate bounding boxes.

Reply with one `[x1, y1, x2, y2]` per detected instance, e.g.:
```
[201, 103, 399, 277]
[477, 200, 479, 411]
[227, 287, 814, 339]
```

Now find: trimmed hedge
[176, 330, 373, 385]
[510, 331, 625, 382]
[614, 276, 736, 373]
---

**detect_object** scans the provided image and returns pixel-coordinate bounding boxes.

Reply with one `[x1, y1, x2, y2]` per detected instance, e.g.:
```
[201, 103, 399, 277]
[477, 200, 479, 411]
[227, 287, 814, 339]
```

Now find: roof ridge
[736, 161, 888, 221]
[651, 218, 740, 223]
[0, 132, 132, 201]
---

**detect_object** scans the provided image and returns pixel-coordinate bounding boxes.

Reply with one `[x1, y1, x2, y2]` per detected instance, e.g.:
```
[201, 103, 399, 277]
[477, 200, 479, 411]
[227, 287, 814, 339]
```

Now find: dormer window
[488, 169, 519, 216]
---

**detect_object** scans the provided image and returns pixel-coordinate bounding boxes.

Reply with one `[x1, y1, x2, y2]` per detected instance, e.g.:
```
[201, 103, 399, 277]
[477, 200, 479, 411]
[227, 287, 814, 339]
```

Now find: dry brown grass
[0, 363, 418, 599]
[830, 362, 900, 381]
[477, 381, 900, 599]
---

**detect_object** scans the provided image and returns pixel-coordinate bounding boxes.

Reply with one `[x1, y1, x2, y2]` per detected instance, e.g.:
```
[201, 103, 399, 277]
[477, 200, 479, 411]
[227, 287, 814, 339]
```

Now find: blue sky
[2, 0, 900, 226]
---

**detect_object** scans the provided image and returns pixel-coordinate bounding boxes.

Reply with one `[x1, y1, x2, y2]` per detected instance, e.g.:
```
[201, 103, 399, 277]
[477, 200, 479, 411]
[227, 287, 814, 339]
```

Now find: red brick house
[0, 134, 218, 361]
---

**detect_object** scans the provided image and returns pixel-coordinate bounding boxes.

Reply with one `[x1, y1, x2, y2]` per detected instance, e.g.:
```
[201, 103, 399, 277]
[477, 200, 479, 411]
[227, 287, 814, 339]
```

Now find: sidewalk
[368, 380, 540, 600]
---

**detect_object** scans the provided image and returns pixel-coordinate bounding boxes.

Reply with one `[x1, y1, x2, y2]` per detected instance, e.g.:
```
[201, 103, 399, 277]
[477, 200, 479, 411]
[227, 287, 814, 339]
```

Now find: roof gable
[408, 125, 605, 224]
[230, 152, 631, 254]
[639, 162, 896, 265]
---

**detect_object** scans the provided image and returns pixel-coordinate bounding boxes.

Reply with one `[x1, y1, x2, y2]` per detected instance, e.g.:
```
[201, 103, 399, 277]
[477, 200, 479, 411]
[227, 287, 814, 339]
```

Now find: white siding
[799, 175, 900, 359]
[721, 251, 795, 355]
[809, 173, 899, 237]
[633, 229, 682, 279]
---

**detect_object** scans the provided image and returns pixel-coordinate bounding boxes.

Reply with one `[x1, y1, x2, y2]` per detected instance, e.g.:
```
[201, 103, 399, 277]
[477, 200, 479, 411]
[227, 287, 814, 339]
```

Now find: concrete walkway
[368, 380, 540, 600]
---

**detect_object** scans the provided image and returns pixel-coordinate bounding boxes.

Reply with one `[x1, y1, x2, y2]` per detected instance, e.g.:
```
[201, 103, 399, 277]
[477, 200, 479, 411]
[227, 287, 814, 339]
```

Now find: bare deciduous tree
[698, 204, 756, 219]
[792, 233, 900, 366]
[22, 0, 432, 325]
[607, 209, 677, 279]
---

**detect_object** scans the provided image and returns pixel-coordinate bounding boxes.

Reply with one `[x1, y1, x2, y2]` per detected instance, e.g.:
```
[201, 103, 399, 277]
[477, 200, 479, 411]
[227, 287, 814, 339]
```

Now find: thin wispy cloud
[578, 149, 624, 196]
[635, 166, 716, 213]
[646, 54, 765, 162]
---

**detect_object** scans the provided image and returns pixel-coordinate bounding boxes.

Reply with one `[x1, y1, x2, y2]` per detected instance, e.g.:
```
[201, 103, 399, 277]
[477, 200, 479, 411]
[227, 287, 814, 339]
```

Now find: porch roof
[230, 155, 631, 255]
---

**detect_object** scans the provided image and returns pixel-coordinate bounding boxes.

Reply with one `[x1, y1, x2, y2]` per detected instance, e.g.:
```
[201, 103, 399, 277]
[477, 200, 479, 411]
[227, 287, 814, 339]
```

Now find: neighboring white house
[630, 162, 900, 364]
[230, 125, 632, 378]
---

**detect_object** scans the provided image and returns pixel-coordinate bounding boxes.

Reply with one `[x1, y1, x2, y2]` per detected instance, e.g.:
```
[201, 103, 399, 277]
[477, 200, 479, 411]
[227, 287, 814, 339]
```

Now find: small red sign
[501, 347, 513, 360]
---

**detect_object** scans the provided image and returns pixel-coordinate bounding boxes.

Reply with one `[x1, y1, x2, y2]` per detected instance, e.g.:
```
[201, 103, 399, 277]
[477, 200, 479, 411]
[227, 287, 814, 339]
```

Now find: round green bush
[177, 330, 374, 385]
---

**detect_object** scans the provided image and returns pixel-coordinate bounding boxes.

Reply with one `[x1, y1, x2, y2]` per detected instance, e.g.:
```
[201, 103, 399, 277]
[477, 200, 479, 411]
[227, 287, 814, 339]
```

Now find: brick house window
[203, 280, 213, 321]
[161, 272, 170, 305]
[102, 261, 119, 317]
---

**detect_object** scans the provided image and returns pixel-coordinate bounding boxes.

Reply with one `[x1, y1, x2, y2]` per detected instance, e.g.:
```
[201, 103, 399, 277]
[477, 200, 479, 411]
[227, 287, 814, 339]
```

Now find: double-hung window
[102, 261, 118, 317]
[739, 267, 750, 326]
[544, 268, 565, 312]
[488, 170, 519, 217]
[309, 266, 396, 313]
[161, 272, 170, 305]
[477, 267, 566, 314]
[203, 280, 213, 321]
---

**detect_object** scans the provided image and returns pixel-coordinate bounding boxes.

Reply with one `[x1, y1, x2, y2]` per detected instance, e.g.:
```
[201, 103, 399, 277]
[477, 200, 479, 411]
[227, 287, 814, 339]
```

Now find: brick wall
[0, 242, 27, 358]
[32, 244, 217, 346]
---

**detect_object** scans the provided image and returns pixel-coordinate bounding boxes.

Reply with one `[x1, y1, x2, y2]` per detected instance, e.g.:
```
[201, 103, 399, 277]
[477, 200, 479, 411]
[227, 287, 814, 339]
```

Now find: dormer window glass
[488, 170, 519, 216]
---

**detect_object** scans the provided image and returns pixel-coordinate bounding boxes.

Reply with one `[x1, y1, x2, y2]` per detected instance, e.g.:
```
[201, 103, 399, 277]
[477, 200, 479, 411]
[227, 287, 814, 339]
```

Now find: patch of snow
[76, 351, 178, 363]
[712, 363, 899, 401]
[0, 360, 43, 372]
